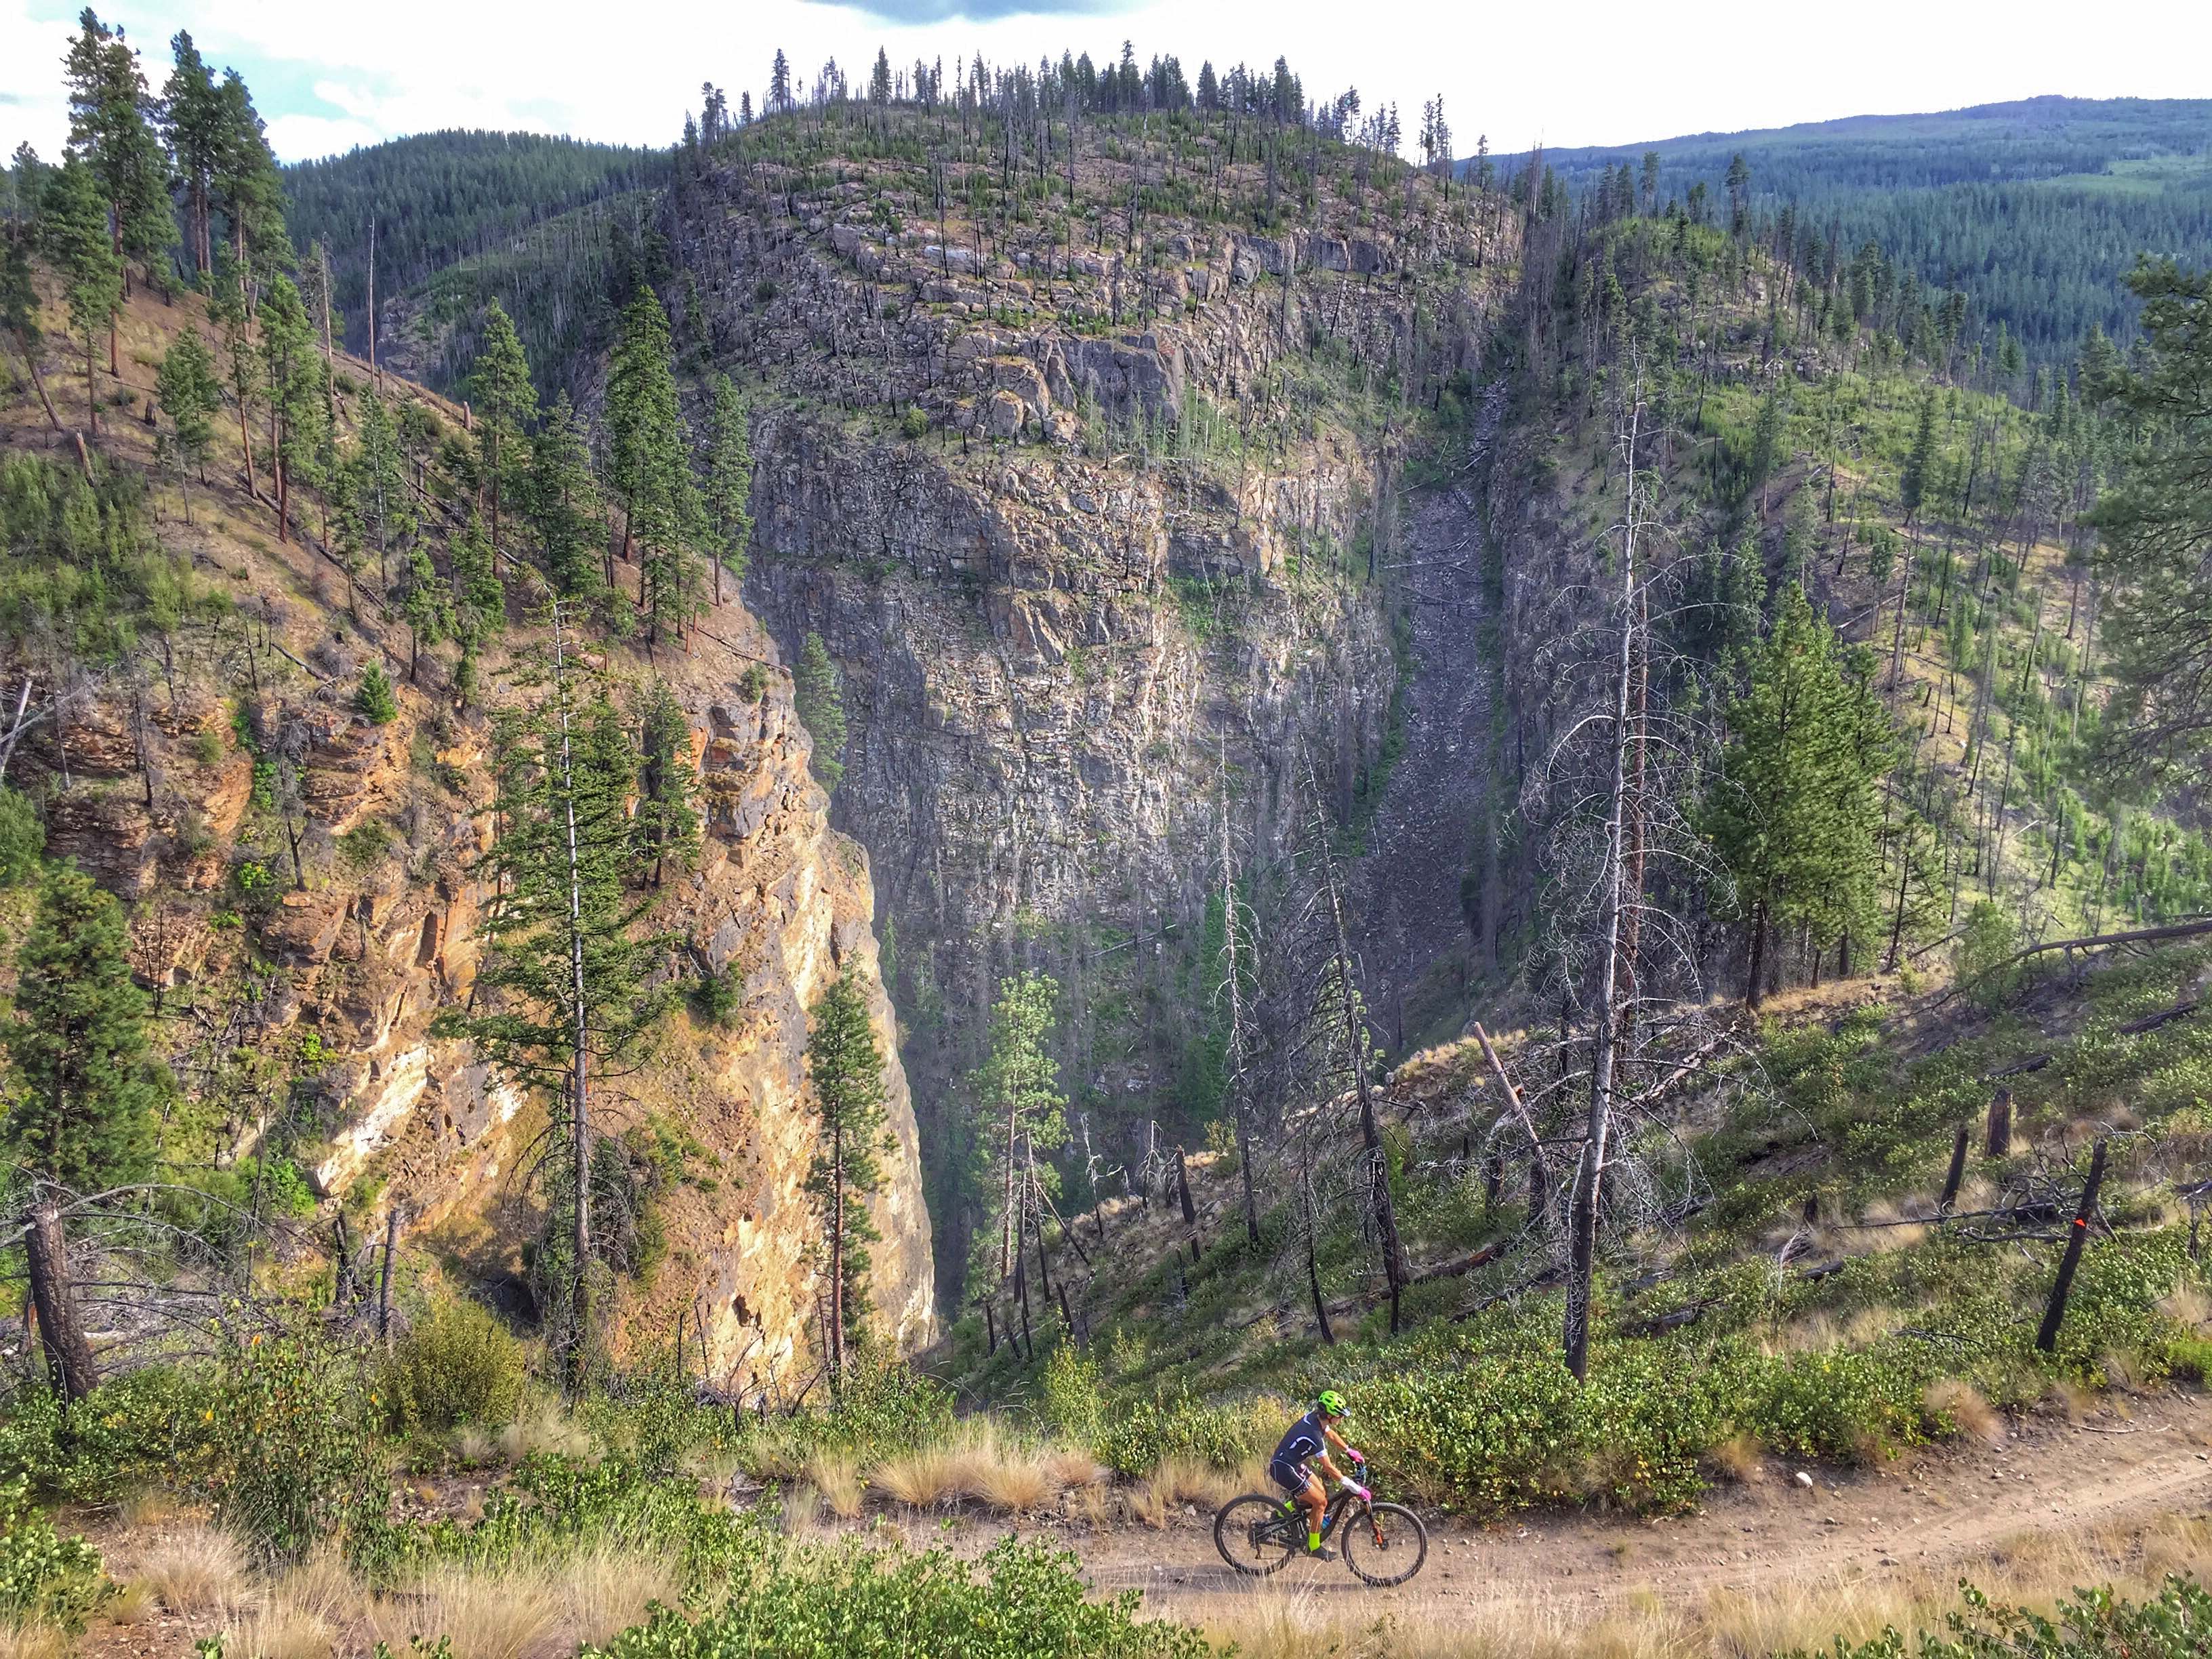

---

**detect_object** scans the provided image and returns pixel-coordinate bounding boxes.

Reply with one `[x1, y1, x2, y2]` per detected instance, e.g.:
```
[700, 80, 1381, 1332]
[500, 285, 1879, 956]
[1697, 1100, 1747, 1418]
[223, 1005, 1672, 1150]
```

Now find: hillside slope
[0, 276, 930, 1384]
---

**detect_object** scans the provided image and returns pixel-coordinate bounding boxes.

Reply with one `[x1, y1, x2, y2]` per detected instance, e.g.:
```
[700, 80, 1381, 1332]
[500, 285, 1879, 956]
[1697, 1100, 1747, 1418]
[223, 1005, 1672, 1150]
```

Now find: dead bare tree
[1507, 363, 1742, 1377]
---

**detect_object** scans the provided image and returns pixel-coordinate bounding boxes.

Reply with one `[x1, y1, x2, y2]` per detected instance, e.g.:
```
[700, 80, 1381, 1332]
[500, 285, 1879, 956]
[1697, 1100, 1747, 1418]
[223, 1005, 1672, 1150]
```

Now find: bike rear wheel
[1341, 1500, 1428, 1586]
[1213, 1493, 1303, 1576]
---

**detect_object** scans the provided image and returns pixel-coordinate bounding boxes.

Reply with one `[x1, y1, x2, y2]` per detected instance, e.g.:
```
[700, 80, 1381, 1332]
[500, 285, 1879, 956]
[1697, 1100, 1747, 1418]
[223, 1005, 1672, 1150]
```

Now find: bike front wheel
[1342, 1500, 1428, 1586]
[1213, 1493, 1303, 1576]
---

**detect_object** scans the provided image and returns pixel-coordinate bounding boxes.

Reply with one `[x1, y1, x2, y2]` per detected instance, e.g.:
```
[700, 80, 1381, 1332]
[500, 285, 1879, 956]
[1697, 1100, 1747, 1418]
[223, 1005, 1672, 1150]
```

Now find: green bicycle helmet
[1316, 1389, 1349, 1420]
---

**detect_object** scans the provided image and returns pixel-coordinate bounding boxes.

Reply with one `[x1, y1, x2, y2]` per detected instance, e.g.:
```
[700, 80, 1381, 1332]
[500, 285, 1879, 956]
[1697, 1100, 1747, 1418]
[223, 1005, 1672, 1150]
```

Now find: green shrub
[0, 1477, 106, 1633]
[0, 1366, 219, 1504]
[199, 1330, 388, 1563]
[387, 1298, 528, 1435]
[0, 787, 42, 885]
[587, 1534, 1209, 1659]
[1095, 1385, 1270, 1478]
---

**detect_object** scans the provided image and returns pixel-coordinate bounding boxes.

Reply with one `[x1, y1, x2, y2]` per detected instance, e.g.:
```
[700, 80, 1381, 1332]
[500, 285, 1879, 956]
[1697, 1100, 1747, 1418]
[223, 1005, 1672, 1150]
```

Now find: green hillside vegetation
[1518, 97, 2212, 368]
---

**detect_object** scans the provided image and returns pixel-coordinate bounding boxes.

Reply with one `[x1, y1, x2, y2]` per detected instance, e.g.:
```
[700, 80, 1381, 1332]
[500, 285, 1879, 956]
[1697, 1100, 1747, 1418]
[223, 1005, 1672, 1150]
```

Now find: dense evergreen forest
[281, 130, 672, 383]
[1517, 97, 2212, 368]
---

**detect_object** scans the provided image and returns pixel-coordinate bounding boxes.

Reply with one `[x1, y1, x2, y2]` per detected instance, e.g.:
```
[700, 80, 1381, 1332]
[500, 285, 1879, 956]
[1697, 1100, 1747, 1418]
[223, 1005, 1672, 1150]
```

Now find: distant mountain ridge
[1492, 95, 2212, 365]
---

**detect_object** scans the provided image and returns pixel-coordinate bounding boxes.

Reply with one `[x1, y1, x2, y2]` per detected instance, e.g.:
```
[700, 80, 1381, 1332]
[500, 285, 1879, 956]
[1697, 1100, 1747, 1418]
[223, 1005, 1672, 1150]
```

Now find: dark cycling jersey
[1271, 1410, 1329, 1474]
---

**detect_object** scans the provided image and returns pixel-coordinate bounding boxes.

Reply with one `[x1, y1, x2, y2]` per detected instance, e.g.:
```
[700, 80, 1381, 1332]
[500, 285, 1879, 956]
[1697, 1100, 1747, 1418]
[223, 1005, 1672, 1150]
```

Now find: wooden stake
[1940, 1124, 1970, 1210]
[1985, 1088, 2013, 1159]
[2036, 1140, 2106, 1353]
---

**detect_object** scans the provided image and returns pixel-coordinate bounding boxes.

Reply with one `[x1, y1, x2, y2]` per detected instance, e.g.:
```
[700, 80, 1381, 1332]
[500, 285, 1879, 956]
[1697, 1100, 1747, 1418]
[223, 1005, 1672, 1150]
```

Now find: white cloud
[0, 9, 74, 160]
[263, 112, 380, 160]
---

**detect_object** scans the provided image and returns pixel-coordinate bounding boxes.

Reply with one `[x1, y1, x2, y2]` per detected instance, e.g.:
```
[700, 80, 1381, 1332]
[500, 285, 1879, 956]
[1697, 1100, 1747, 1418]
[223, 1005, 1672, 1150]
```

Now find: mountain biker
[1269, 1389, 1368, 1559]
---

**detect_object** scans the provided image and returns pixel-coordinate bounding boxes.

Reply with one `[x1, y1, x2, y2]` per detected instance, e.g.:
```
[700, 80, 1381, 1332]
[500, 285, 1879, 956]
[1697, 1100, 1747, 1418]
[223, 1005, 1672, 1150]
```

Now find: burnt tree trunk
[26, 1204, 97, 1402]
[2036, 1140, 2107, 1353]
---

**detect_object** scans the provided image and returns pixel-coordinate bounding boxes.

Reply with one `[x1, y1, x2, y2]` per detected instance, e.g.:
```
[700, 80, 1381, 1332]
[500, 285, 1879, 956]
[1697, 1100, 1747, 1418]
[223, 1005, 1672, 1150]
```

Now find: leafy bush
[0, 1366, 219, 1504]
[386, 1298, 528, 1435]
[198, 1330, 388, 1563]
[1095, 1387, 1272, 1479]
[0, 1477, 106, 1633]
[1790, 1576, 2210, 1658]
[587, 1534, 1209, 1659]
[0, 787, 43, 885]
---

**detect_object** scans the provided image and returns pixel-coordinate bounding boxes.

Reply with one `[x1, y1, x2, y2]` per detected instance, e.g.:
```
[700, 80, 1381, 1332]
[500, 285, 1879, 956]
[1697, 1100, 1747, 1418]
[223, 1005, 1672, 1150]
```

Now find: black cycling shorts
[1269, 1458, 1312, 1496]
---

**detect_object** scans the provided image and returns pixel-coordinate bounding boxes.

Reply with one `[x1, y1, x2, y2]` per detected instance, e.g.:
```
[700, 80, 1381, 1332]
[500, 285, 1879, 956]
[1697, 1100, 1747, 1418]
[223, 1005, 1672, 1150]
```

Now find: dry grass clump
[804, 1452, 864, 1520]
[1130, 1454, 1248, 1528]
[228, 1597, 335, 1659]
[369, 1564, 556, 1659]
[134, 1525, 249, 1620]
[2158, 1282, 2210, 1330]
[1923, 1378, 2005, 1446]
[1702, 1431, 1764, 1483]
[1046, 1448, 1107, 1490]
[871, 1446, 964, 1509]
[554, 1544, 683, 1647]
[0, 1624, 70, 1659]
[494, 1400, 592, 1465]
[101, 1582, 153, 1626]
[968, 1455, 1061, 1515]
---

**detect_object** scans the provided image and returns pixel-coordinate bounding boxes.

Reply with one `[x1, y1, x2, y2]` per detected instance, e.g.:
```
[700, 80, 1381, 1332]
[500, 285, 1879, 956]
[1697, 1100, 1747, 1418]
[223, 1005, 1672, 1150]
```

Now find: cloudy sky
[4, 0, 2208, 166]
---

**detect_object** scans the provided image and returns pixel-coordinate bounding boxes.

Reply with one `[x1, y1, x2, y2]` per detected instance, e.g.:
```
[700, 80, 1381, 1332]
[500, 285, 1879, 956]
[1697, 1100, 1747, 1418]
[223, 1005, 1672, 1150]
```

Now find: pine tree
[968, 970, 1065, 1313]
[155, 326, 220, 516]
[395, 539, 449, 683]
[602, 294, 705, 643]
[209, 70, 285, 275]
[355, 661, 399, 724]
[525, 393, 606, 603]
[258, 274, 324, 543]
[792, 631, 846, 792]
[3, 864, 161, 1193]
[633, 679, 698, 886]
[449, 512, 504, 643]
[159, 30, 224, 276]
[205, 246, 258, 493]
[37, 159, 121, 435]
[62, 7, 173, 371]
[469, 300, 537, 557]
[803, 970, 890, 1383]
[1704, 586, 1896, 1005]
[337, 386, 416, 595]
[1, 232, 62, 432]
[434, 632, 679, 1388]
[2088, 260, 2212, 778]
[700, 373, 754, 605]
[1901, 390, 1937, 525]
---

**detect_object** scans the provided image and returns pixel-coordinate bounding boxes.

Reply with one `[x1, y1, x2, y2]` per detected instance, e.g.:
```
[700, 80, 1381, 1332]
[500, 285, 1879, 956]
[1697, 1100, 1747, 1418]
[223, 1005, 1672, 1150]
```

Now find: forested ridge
[281, 130, 672, 386]
[1, 13, 2211, 1659]
[1513, 96, 2212, 368]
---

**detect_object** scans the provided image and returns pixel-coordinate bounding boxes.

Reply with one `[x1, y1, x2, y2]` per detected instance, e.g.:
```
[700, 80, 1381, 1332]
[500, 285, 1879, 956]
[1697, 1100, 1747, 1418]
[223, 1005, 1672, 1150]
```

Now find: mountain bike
[1211, 1473, 1429, 1586]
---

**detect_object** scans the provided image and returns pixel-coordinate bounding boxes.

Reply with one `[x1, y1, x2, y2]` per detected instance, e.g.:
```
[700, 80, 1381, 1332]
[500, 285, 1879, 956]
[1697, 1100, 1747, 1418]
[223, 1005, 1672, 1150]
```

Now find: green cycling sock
[1307, 1530, 1321, 1551]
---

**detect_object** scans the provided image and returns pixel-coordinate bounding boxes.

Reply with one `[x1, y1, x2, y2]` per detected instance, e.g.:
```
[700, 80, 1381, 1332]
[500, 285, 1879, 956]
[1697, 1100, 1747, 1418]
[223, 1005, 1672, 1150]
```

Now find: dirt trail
[1061, 1393, 2212, 1626]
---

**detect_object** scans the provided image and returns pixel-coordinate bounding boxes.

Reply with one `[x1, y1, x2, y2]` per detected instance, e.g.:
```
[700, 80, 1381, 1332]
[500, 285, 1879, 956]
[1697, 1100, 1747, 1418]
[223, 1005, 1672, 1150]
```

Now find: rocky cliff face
[667, 134, 1512, 1286]
[4, 289, 931, 1387]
